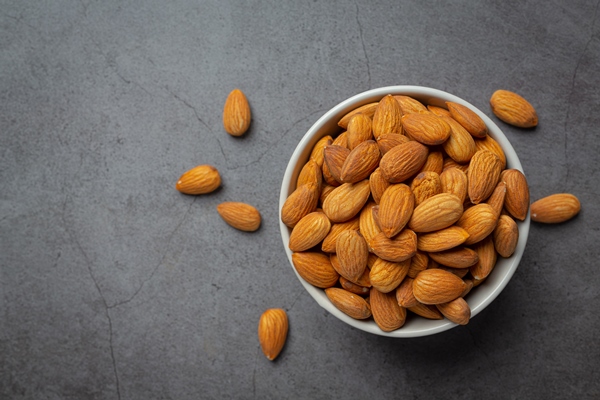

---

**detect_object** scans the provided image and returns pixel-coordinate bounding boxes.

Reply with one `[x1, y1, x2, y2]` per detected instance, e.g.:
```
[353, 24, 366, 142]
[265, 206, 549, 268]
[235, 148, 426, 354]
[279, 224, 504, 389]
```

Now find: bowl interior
[279, 86, 530, 337]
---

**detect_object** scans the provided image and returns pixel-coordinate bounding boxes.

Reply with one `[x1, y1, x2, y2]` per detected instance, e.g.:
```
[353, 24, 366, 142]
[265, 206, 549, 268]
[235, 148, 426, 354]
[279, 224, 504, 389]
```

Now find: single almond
[376, 133, 410, 155]
[486, 181, 507, 217]
[419, 150, 444, 175]
[369, 167, 391, 204]
[288, 212, 331, 252]
[338, 102, 379, 129]
[339, 276, 371, 296]
[223, 89, 251, 136]
[291, 252, 339, 288]
[440, 167, 468, 204]
[372, 94, 403, 139]
[323, 145, 350, 185]
[435, 265, 470, 278]
[408, 193, 464, 233]
[443, 157, 469, 174]
[369, 257, 410, 293]
[441, 116, 477, 164]
[413, 269, 467, 305]
[321, 217, 360, 253]
[410, 171, 442, 205]
[446, 101, 488, 138]
[176, 164, 221, 195]
[346, 113, 373, 150]
[296, 159, 323, 190]
[530, 193, 581, 223]
[330, 254, 371, 286]
[325, 287, 372, 319]
[408, 303, 444, 319]
[396, 277, 418, 308]
[455, 203, 498, 245]
[493, 214, 519, 258]
[474, 134, 506, 169]
[332, 131, 349, 148]
[322, 180, 371, 223]
[380, 140, 429, 183]
[319, 184, 336, 206]
[436, 297, 470, 325]
[401, 112, 451, 145]
[501, 169, 530, 221]
[217, 202, 261, 232]
[336, 230, 369, 282]
[461, 279, 474, 298]
[490, 89, 538, 128]
[258, 308, 288, 361]
[281, 182, 319, 228]
[309, 135, 333, 167]
[468, 150, 503, 204]
[393, 95, 428, 114]
[369, 230, 417, 262]
[428, 246, 479, 268]
[469, 235, 497, 280]
[417, 226, 470, 252]
[427, 104, 451, 118]
[378, 183, 415, 238]
[340, 140, 381, 183]
[370, 287, 407, 332]
[359, 201, 382, 246]
[407, 251, 428, 278]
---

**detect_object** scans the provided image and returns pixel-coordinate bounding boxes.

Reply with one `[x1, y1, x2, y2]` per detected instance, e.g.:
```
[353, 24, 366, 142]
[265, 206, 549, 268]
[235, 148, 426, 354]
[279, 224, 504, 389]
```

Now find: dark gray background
[1, 0, 599, 399]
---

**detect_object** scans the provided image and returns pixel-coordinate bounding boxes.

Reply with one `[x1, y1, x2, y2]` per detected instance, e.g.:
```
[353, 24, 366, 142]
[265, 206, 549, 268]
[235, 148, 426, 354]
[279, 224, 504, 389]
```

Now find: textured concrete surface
[1, 0, 599, 399]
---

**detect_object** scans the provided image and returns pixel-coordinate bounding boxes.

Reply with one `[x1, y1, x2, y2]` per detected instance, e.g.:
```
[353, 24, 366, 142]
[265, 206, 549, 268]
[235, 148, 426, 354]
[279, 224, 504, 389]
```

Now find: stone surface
[1, 0, 599, 399]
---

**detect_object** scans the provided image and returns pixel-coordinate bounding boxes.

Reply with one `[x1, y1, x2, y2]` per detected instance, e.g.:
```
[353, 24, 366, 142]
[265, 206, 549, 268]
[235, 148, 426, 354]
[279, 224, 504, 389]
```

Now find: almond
[291, 252, 339, 288]
[369, 168, 391, 204]
[332, 131, 349, 148]
[288, 212, 332, 252]
[378, 183, 415, 238]
[223, 89, 251, 136]
[427, 104, 451, 118]
[369, 230, 417, 262]
[370, 287, 407, 332]
[531, 193, 581, 223]
[393, 95, 428, 114]
[490, 89, 538, 128]
[440, 167, 468, 204]
[321, 217, 360, 253]
[469, 235, 497, 280]
[410, 171, 442, 205]
[330, 254, 371, 286]
[258, 308, 288, 361]
[322, 180, 371, 223]
[407, 303, 444, 319]
[417, 226, 470, 252]
[412, 269, 467, 305]
[296, 159, 323, 190]
[419, 150, 444, 175]
[443, 157, 469, 174]
[455, 203, 498, 245]
[461, 279, 474, 298]
[323, 145, 350, 185]
[486, 181, 507, 217]
[346, 113, 374, 150]
[436, 297, 470, 325]
[493, 214, 519, 257]
[338, 102, 379, 129]
[319, 184, 335, 206]
[376, 133, 410, 155]
[216, 202, 261, 232]
[380, 140, 429, 183]
[281, 182, 319, 227]
[369, 257, 410, 293]
[446, 101, 488, 138]
[325, 287, 372, 319]
[408, 193, 464, 233]
[436, 265, 470, 278]
[340, 140, 381, 183]
[339, 276, 371, 296]
[402, 112, 451, 145]
[474, 134, 507, 169]
[309, 135, 333, 167]
[441, 116, 477, 164]
[396, 277, 418, 308]
[372, 94, 403, 139]
[468, 150, 503, 204]
[336, 230, 369, 282]
[407, 251, 428, 278]
[359, 201, 382, 246]
[428, 246, 479, 268]
[176, 164, 221, 195]
[501, 169, 530, 221]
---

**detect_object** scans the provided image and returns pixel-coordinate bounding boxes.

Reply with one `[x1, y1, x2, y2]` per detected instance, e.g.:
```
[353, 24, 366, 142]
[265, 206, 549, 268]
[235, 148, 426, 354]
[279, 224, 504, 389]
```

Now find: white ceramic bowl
[279, 86, 530, 337]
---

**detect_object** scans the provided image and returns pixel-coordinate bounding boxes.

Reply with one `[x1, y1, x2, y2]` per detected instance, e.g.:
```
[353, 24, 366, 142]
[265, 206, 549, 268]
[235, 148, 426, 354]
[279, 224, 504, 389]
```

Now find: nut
[258, 308, 288, 361]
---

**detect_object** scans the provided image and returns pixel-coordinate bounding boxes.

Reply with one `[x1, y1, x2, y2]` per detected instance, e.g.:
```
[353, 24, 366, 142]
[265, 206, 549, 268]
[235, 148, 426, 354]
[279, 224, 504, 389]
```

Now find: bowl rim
[279, 85, 530, 338]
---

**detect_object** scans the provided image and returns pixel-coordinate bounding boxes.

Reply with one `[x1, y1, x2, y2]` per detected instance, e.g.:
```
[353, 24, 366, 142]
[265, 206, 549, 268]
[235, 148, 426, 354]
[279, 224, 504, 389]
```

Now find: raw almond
[428, 246, 479, 268]
[468, 150, 503, 204]
[446, 101, 488, 138]
[322, 180, 371, 222]
[408, 193, 464, 233]
[436, 265, 470, 278]
[291, 252, 339, 288]
[338, 102, 379, 129]
[376, 133, 410, 154]
[455, 203, 498, 245]
[407, 251, 428, 278]
[323, 145, 350, 184]
[501, 169, 530, 221]
[339, 276, 371, 296]
[493, 214, 519, 257]
[359, 201, 382, 246]
[469, 235, 497, 280]
[332, 131, 348, 148]
[319, 184, 335, 206]
[443, 157, 469, 174]
[370, 230, 417, 262]
[490, 89, 538, 128]
[176, 164, 221, 195]
[296, 159, 323, 190]
[413, 269, 467, 305]
[258, 308, 288, 361]
[380, 140, 429, 183]
[309, 135, 333, 167]
[336, 230, 369, 282]
[325, 287, 372, 319]
[402, 112, 451, 145]
[369, 257, 410, 293]
[223, 89, 251, 136]
[396, 277, 418, 308]
[393, 95, 428, 114]
[407, 303, 444, 319]
[419, 150, 444, 175]
[370, 287, 407, 332]
[330, 254, 371, 286]
[436, 297, 470, 325]
[531, 193, 581, 223]
[486, 181, 507, 217]
[216, 202, 261, 232]
[288, 212, 331, 252]
[417, 226, 470, 252]
[369, 168, 391, 204]
[410, 171, 442, 205]
[441, 116, 477, 164]
[427, 104, 451, 118]
[346, 113, 373, 150]
[321, 217, 360, 253]
[440, 167, 468, 204]
[474, 134, 507, 169]
[378, 184, 415, 238]
[340, 140, 381, 183]
[372, 94, 403, 139]
[281, 182, 319, 227]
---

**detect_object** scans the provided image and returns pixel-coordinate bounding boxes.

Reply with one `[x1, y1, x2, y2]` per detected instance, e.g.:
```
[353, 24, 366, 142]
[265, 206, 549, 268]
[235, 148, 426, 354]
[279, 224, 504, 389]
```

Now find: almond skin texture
[223, 89, 251, 136]
[441, 116, 477, 164]
[370, 230, 418, 263]
[281, 182, 319, 228]
[446, 101, 488, 138]
[370, 287, 407, 332]
[346, 113, 374, 150]
[408, 193, 464, 233]
[420, 150, 444, 175]
[258, 309, 288, 361]
[427, 104, 452, 118]
[501, 169, 530, 221]
[455, 203, 498, 245]
[378, 184, 415, 238]
[336, 230, 369, 282]
[468, 150, 503, 204]
[340, 140, 381, 183]
[413, 269, 467, 305]
[407, 251, 429, 278]
[372, 94, 403, 139]
[325, 288, 372, 319]
[490, 89, 538, 128]
[288, 212, 332, 252]
[401, 112, 451, 145]
[396, 277, 419, 308]
[469, 235, 497, 280]
[417, 226, 470, 252]
[217, 202, 261, 232]
[376, 133, 410, 155]
[428, 246, 479, 269]
[410, 171, 442, 206]
[309, 135, 333, 168]
[296, 159, 323, 190]
[340, 276, 371, 296]
[322, 180, 371, 223]
[369, 168, 391, 204]
[380, 141, 429, 183]
[338, 102, 379, 129]
[493, 214, 519, 258]
[440, 167, 468, 204]
[486, 181, 507, 217]
[359, 201, 382, 246]
[176, 165, 221, 195]
[436, 297, 471, 325]
[394, 95, 428, 114]
[369, 257, 410, 293]
[531, 193, 581, 223]
[408, 303, 444, 319]
[291, 252, 339, 288]
[321, 217, 360, 253]
[323, 145, 350, 185]
[474, 134, 507, 169]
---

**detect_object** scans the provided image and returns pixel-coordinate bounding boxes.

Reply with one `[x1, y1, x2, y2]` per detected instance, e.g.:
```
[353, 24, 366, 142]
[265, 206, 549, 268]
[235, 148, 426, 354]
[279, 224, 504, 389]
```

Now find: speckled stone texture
[1, 0, 599, 399]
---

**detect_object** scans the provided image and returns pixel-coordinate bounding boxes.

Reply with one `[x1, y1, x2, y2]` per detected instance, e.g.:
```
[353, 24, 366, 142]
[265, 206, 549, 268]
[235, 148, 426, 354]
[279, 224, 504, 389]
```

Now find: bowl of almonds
[279, 86, 530, 337]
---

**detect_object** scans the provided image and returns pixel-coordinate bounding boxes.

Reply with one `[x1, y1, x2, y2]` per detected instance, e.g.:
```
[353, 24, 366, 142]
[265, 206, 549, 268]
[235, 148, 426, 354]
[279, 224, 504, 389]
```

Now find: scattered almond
[176, 165, 221, 195]
[531, 193, 581, 223]
[223, 89, 251, 136]
[216, 202, 261, 232]
[490, 89, 538, 128]
[258, 308, 288, 361]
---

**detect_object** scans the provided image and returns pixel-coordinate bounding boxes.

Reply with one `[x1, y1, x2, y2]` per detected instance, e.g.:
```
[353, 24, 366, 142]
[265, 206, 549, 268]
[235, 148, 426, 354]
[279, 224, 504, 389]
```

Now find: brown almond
[288, 212, 331, 252]
[412, 269, 467, 305]
[435, 265, 470, 278]
[340, 140, 381, 183]
[443, 157, 469, 174]
[493, 214, 519, 257]
[376, 133, 410, 155]
[461, 279, 474, 298]
[530, 193, 581, 224]
[369, 257, 410, 293]
[380, 140, 429, 183]
[442, 116, 477, 164]
[428, 246, 479, 268]
[501, 169, 530, 221]
[396, 277, 418, 308]
[486, 181, 507, 217]
[408, 303, 444, 319]
[338, 102, 379, 129]
[332, 131, 348, 148]
[372, 94, 403, 139]
[176, 164, 221, 195]
[346, 113, 373, 150]
[339, 276, 371, 296]
[370, 287, 407, 332]
[281, 182, 319, 227]
[309, 135, 333, 167]
[468, 150, 503, 204]
[323, 145, 350, 184]
[490, 89, 538, 128]
[455, 203, 498, 245]
[407, 251, 429, 278]
[436, 297, 471, 325]
[223, 89, 251, 136]
[427, 104, 451, 118]
[440, 167, 468, 204]
[474, 134, 507, 169]
[417, 226, 470, 252]
[296, 159, 323, 191]
[217, 202, 261, 232]
[369, 230, 417, 263]
[402, 112, 451, 145]
[319, 184, 336, 206]
[322, 180, 371, 223]
[446, 101, 488, 138]
[393, 95, 428, 114]
[408, 193, 464, 233]
[469, 235, 497, 280]
[258, 308, 288, 361]
[369, 167, 391, 204]
[378, 184, 415, 238]
[321, 217, 360, 253]
[291, 252, 339, 288]
[358, 201, 381, 246]
[331, 255, 371, 286]
[410, 171, 442, 206]
[420, 150, 444, 175]
[325, 288, 372, 319]
[336, 230, 369, 282]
